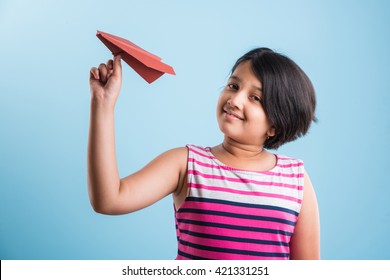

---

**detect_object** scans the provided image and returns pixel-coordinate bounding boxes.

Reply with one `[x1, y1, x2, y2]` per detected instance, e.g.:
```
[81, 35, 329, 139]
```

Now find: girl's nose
[227, 91, 245, 109]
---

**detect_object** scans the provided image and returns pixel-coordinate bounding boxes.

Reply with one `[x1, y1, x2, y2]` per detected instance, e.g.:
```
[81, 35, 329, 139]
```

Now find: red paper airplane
[96, 30, 175, 83]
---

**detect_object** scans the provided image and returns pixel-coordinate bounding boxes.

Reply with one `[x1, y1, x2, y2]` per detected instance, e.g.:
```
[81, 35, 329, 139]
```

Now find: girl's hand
[89, 55, 122, 108]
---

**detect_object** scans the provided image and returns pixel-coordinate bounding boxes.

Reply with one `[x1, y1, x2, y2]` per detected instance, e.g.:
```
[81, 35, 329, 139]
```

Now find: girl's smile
[223, 106, 244, 121]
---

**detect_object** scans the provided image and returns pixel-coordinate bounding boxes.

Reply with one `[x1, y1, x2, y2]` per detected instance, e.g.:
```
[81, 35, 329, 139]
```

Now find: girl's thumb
[112, 55, 122, 77]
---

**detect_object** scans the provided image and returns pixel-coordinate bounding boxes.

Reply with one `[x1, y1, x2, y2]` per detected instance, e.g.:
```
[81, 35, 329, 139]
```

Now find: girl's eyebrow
[229, 75, 241, 82]
[229, 75, 262, 93]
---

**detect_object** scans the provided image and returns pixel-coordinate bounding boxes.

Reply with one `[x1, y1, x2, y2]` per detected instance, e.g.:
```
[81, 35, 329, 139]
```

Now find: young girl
[88, 48, 320, 260]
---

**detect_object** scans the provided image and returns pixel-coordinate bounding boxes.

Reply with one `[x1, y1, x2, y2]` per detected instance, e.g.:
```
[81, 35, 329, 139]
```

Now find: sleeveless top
[174, 145, 304, 260]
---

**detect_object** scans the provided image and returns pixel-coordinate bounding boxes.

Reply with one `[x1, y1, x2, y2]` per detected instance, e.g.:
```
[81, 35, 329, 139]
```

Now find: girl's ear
[267, 127, 276, 137]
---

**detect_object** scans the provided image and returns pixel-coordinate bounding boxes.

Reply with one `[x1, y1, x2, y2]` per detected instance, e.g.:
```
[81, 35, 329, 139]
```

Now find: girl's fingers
[90, 67, 99, 80]
[107, 59, 114, 70]
[98, 63, 108, 83]
[106, 59, 114, 79]
[90, 57, 120, 88]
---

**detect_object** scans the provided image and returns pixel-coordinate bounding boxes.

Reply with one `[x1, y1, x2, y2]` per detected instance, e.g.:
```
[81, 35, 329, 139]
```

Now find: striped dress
[174, 145, 304, 260]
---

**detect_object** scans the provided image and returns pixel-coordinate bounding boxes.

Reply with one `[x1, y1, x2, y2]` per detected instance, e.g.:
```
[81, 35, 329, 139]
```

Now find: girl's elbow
[89, 198, 108, 214]
[87, 186, 117, 215]
[88, 193, 114, 215]
[89, 197, 132, 215]
[87, 182, 133, 215]
[91, 202, 117, 215]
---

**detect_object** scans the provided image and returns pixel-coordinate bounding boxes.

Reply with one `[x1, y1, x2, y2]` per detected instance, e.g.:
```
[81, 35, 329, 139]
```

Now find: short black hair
[231, 48, 317, 149]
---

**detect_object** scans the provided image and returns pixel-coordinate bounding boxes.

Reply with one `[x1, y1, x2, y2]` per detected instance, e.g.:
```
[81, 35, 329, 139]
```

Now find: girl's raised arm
[87, 56, 187, 215]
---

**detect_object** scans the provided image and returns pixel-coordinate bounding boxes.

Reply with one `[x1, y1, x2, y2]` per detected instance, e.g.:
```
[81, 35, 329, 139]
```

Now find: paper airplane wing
[96, 30, 175, 83]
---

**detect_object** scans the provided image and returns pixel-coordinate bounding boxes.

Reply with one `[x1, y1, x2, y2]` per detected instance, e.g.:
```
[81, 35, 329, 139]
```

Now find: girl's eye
[251, 95, 262, 103]
[227, 83, 239, 91]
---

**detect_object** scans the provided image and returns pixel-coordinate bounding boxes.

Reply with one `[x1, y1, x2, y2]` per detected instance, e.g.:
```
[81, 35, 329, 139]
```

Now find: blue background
[0, 0, 389, 260]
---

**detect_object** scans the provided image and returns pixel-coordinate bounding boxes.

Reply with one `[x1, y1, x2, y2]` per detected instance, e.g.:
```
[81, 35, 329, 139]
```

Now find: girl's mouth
[223, 108, 244, 120]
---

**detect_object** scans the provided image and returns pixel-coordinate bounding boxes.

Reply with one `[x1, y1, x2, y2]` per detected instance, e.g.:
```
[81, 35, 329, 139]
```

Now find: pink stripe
[188, 169, 303, 190]
[178, 247, 287, 260]
[189, 157, 304, 178]
[182, 201, 298, 223]
[189, 182, 302, 203]
[178, 212, 295, 232]
[189, 157, 237, 171]
[277, 162, 303, 168]
[176, 255, 190, 260]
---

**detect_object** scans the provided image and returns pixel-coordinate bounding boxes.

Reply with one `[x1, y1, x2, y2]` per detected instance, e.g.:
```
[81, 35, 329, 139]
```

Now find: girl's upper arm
[101, 147, 188, 215]
[289, 170, 320, 259]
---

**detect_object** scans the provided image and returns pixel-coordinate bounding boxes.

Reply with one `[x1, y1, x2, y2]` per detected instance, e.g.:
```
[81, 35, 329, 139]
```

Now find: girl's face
[216, 61, 275, 147]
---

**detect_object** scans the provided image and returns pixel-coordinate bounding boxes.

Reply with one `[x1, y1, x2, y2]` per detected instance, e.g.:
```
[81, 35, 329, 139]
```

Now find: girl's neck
[210, 138, 276, 172]
[219, 138, 264, 159]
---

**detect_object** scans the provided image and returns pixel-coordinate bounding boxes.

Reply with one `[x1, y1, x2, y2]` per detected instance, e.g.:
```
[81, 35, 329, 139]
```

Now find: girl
[88, 48, 320, 260]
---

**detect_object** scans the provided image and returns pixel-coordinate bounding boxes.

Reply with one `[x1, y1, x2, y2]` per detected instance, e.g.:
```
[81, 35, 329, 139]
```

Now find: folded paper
[96, 30, 175, 83]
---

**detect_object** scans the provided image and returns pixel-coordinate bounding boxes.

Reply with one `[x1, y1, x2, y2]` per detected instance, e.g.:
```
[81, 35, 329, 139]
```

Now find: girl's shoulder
[274, 154, 304, 165]
[163, 144, 211, 165]
[162, 146, 189, 162]
[186, 144, 208, 152]
[274, 154, 304, 171]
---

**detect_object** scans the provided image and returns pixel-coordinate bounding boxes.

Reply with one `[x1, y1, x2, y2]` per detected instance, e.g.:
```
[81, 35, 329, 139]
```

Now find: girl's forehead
[230, 61, 262, 89]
